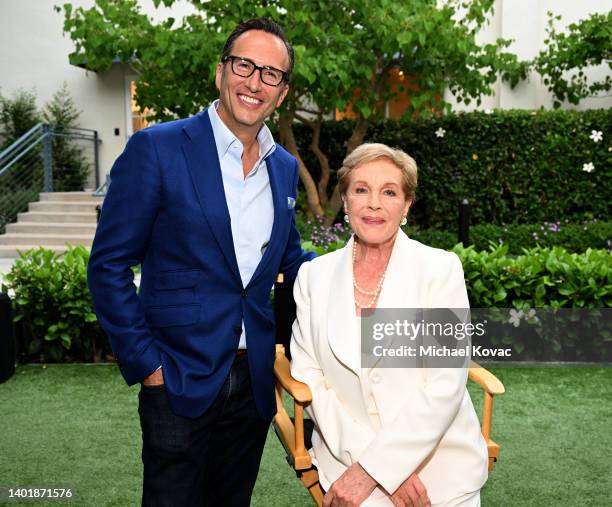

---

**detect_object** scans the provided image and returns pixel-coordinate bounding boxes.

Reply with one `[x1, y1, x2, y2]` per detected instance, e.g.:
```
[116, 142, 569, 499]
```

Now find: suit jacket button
[241, 290, 248, 298]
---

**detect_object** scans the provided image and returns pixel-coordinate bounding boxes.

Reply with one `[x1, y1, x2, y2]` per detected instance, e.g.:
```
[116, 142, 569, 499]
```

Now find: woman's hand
[323, 463, 378, 506]
[387, 473, 431, 507]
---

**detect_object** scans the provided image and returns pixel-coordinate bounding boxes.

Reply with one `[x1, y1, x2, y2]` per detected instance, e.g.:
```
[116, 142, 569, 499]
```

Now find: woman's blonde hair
[337, 143, 417, 202]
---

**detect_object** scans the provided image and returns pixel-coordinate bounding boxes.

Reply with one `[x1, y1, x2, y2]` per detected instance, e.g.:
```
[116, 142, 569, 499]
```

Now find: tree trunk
[309, 117, 331, 206]
[278, 111, 325, 217]
[323, 114, 371, 224]
[345, 114, 370, 154]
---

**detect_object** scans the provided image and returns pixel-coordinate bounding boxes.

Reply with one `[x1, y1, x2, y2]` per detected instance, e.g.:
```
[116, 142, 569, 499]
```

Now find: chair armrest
[469, 360, 505, 395]
[274, 344, 313, 470]
[468, 360, 505, 471]
[274, 344, 312, 403]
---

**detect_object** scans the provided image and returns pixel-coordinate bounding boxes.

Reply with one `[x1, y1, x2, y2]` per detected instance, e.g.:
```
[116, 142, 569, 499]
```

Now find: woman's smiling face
[344, 157, 411, 248]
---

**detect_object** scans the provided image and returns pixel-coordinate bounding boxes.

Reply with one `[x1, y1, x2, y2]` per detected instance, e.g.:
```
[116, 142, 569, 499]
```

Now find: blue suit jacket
[87, 110, 314, 419]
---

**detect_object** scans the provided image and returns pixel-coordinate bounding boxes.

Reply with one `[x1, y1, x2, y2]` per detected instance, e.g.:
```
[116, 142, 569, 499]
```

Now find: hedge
[407, 219, 612, 254]
[454, 244, 611, 308]
[455, 244, 611, 361]
[297, 216, 612, 254]
[3, 245, 609, 363]
[291, 109, 611, 230]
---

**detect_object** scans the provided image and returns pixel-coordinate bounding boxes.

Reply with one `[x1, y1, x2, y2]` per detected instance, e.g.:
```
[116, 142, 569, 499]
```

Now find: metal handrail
[0, 132, 48, 177]
[0, 123, 101, 190]
[93, 173, 111, 196]
[0, 123, 45, 164]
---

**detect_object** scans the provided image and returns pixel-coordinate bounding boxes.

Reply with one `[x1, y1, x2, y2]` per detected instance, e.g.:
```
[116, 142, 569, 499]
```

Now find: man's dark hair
[221, 18, 294, 82]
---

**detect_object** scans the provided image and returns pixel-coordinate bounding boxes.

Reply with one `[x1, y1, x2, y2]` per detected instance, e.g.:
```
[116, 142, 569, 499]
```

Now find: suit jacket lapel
[249, 151, 283, 286]
[327, 236, 361, 377]
[370, 231, 419, 368]
[181, 111, 241, 285]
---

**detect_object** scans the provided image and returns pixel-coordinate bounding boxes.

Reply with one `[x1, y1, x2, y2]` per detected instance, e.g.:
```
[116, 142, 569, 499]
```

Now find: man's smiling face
[215, 30, 289, 136]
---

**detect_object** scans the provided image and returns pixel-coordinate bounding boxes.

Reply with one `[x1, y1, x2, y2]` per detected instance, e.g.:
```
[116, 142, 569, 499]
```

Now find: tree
[43, 83, 90, 191]
[60, 0, 523, 219]
[0, 89, 41, 148]
[533, 10, 612, 108]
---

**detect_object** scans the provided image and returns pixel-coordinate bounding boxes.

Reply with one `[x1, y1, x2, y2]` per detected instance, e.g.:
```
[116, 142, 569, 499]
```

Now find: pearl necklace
[352, 241, 387, 309]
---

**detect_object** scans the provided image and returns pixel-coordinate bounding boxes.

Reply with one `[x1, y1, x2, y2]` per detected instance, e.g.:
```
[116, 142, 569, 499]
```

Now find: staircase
[0, 192, 101, 258]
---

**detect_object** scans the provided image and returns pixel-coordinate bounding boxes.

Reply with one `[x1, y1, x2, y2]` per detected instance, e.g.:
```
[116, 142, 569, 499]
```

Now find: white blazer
[290, 231, 488, 505]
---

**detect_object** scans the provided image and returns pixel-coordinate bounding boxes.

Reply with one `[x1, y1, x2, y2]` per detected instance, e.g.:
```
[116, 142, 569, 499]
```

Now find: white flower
[589, 130, 603, 143]
[484, 109, 494, 114]
[525, 308, 539, 323]
[435, 127, 446, 138]
[582, 162, 595, 173]
[509, 309, 524, 327]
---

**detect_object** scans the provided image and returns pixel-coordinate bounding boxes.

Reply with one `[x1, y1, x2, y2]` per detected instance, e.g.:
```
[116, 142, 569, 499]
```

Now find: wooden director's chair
[272, 344, 505, 506]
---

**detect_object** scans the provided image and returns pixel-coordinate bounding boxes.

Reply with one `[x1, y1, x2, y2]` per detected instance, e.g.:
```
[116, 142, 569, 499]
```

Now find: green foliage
[59, 0, 220, 122]
[3, 246, 109, 363]
[0, 187, 41, 234]
[455, 244, 611, 308]
[43, 83, 90, 190]
[292, 108, 612, 229]
[533, 11, 612, 108]
[456, 244, 611, 360]
[296, 215, 351, 253]
[0, 89, 41, 148]
[59, 0, 523, 217]
[406, 220, 612, 254]
[59, 0, 518, 120]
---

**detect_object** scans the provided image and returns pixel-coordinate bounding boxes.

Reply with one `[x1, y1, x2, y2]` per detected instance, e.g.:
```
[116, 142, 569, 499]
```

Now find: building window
[125, 77, 154, 137]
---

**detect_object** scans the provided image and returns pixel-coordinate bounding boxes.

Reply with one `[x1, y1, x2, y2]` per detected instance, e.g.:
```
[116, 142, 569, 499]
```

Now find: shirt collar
[208, 100, 276, 162]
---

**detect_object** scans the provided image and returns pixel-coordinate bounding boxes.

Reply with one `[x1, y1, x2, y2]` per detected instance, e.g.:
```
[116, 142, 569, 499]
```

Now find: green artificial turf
[0, 365, 610, 506]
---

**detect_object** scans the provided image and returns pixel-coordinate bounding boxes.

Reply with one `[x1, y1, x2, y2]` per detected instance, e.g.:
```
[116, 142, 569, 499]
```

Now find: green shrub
[3, 246, 109, 362]
[404, 220, 612, 253]
[455, 244, 611, 361]
[455, 244, 611, 308]
[291, 109, 612, 229]
[405, 227, 458, 250]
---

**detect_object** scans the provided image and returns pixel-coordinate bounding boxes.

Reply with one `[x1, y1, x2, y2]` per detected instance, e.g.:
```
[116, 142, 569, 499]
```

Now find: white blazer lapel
[369, 231, 421, 368]
[376, 231, 419, 309]
[327, 236, 361, 376]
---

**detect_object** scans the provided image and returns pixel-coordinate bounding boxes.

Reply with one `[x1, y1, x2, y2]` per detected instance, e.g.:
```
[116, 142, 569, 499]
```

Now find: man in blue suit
[87, 18, 314, 506]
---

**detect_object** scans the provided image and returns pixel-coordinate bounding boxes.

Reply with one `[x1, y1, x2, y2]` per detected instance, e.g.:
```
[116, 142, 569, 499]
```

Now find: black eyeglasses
[222, 55, 288, 87]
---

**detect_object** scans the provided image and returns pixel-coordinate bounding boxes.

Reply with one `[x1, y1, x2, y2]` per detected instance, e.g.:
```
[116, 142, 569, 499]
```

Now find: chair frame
[272, 344, 505, 506]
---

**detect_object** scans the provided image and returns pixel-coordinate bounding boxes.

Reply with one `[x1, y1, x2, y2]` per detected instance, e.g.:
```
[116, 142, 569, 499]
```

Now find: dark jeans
[138, 354, 270, 507]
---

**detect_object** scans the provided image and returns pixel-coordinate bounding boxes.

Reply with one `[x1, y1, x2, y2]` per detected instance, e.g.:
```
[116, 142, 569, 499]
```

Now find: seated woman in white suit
[290, 143, 488, 507]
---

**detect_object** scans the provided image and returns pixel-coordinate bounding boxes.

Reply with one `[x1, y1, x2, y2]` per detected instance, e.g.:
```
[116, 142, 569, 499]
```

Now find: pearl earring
[344, 214, 350, 223]
[400, 216, 407, 226]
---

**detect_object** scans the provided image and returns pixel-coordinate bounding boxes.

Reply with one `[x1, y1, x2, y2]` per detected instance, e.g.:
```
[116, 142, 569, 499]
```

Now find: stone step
[0, 245, 81, 259]
[17, 212, 98, 224]
[39, 192, 104, 203]
[29, 201, 100, 213]
[0, 234, 93, 246]
[5, 222, 97, 235]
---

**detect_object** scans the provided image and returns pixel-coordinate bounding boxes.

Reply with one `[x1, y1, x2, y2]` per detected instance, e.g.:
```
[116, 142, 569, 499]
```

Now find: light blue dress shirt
[208, 100, 276, 350]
